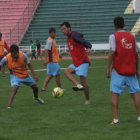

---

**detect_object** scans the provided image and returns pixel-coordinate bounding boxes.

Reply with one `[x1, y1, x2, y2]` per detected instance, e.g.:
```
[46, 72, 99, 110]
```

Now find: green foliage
[0, 59, 140, 140]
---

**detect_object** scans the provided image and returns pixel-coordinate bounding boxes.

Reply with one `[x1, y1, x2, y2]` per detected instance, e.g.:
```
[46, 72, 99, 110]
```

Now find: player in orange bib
[41, 28, 62, 91]
[0, 32, 10, 77]
[0, 45, 44, 108]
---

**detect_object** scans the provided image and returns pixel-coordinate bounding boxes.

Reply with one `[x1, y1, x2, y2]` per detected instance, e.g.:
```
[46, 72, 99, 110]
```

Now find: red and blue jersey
[67, 32, 91, 67]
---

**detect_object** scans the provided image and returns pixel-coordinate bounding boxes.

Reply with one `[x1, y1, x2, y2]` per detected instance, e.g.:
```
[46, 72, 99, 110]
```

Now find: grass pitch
[0, 58, 140, 140]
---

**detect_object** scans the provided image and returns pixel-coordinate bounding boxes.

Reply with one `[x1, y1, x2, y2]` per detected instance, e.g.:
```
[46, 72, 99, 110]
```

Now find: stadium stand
[0, 0, 40, 46]
[20, 0, 140, 48]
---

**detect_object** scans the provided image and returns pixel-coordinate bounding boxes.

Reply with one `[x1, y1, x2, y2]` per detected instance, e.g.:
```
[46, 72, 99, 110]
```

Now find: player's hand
[86, 48, 92, 54]
[106, 68, 110, 78]
[59, 55, 62, 59]
[33, 75, 39, 82]
[43, 60, 48, 66]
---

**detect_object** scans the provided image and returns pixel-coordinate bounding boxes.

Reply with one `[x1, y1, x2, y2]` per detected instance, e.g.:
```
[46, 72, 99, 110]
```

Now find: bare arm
[136, 53, 139, 78]
[4, 41, 10, 53]
[106, 50, 115, 78]
[44, 50, 48, 66]
[28, 63, 38, 81]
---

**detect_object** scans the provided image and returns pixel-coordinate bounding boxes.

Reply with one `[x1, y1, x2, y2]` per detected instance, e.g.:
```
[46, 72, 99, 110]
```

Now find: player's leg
[1, 66, 5, 77]
[8, 75, 21, 108]
[31, 84, 44, 104]
[41, 75, 53, 91]
[55, 74, 62, 88]
[110, 71, 125, 124]
[127, 74, 140, 122]
[33, 50, 36, 60]
[71, 63, 89, 91]
[31, 84, 38, 98]
[8, 85, 19, 108]
[131, 93, 140, 117]
[64, 67, 80, 86]
[41, 62, 55, 91]
[111, 92, 119, 122]
[22, 75, 44, 104]
[31, 51, 33, 60]
[80, 76, 90, 104]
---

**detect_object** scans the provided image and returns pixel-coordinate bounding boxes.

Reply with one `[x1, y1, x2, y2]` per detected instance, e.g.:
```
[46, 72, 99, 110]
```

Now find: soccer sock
[138, 116, 140, 122]
[113, 119, 119, 123]
[77, 84, 83, 87]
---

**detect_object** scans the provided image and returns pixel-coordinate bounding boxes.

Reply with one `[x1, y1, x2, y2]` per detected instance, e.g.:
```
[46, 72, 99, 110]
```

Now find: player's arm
[0, 56, 8, 70]
[72, 32, 92, 48]
[23, 52, 38, 81]
[106, 34, 116, 78]
[106, 50, 115, 78]
[136, 43, 139, 78]
[44, 49, 48, 66]
[28, 63, 38, 81]
[44, 40, 52, 66]
[4, 41, 10, 53]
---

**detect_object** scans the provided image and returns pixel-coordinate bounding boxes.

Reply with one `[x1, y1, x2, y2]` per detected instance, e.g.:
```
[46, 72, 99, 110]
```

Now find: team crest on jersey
[68, 42, 73, 50]
[121, 38, 132, 49]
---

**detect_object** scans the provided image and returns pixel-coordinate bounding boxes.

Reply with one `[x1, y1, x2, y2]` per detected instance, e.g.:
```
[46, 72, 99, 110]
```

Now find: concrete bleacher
[0, 0, 40, 46]
[19, 0, 140, 53]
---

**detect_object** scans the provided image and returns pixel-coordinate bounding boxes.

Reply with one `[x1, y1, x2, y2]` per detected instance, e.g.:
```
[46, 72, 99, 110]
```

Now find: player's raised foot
[72, 84, 84, 91]
[85, 100, 90, 105]
[7, 106, 11, 109]
[110, 119, 119, 125]
[33, 96, 44, 104]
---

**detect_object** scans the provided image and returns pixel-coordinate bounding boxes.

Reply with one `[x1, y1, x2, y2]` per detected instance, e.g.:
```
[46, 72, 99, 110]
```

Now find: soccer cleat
[110, 120, 119, 125]
[85, 100, 90, 105]
[72, 84, 84, 91]
[7, 106, 11, 109]
[33, 97, 44, 104]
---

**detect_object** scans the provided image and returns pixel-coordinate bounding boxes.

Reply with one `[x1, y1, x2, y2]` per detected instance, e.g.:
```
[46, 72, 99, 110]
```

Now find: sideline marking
[3, 66, 106, 74]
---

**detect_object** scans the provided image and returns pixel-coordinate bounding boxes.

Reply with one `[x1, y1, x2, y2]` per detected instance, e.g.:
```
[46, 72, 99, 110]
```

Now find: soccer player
[0, 45, 44, 108]
[60, 22, 92, 104]
[41, 28, 62, 91]
[30, 40, 36, 60]
[106, 17, 140, 124]
[36, 40, 42, 60]
[0, 32, 10, 77]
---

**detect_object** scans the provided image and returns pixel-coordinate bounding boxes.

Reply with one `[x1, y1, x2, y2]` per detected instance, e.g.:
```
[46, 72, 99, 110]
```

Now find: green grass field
[0, 58, 140, 140]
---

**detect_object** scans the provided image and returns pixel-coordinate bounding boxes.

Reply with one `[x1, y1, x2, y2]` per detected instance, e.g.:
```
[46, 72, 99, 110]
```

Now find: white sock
[77, 84, 82, 87]
[138, 116, 140, 122]
[113, 119, 119, 123]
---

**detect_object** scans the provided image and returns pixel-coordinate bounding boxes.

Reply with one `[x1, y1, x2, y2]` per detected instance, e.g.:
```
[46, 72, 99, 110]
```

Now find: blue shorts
[10, 75, 36, 87]
[69, 63, 89, 77]
[47, 62, 60, 76]
[110, 72, 140, 94]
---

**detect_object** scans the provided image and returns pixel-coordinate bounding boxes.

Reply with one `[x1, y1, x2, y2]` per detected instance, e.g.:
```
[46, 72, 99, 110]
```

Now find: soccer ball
[52, 87, 64, 98]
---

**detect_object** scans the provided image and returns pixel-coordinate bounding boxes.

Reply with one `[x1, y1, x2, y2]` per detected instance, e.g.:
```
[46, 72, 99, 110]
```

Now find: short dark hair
[49, 28, 56, 33]
[10, 44, 19, 52]
[114, 17, 125, 28]
[60, 22, 71, 30]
